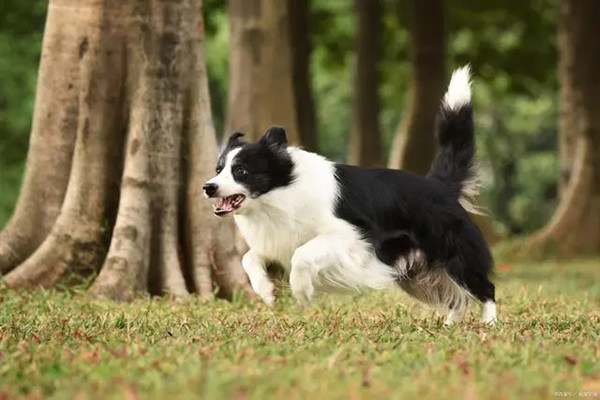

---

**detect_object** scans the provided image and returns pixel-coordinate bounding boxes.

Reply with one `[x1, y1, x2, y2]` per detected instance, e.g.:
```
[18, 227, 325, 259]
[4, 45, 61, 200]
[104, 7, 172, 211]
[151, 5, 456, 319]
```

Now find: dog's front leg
[242, 251, 275, 306]
[290, 236, 331, 305]
[289, 257, 315, 305]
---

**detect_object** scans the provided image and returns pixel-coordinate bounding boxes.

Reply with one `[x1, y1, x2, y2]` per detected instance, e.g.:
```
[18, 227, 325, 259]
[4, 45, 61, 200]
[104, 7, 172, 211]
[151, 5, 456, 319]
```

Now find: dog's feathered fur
[204, 67, 497, 324]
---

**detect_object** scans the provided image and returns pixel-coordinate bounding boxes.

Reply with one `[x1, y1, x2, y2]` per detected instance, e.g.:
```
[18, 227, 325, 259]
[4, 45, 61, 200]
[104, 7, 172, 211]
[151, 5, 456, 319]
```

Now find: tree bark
[524, 0, 600, 257]
[557, 2, 577, 197]
[226, 0, 299, 143]
[4, 3, 125, 288]
[388, 0, 445, 174]
[288, 0, 318, 151]
[2, 0, 250, 300]
[0, 3, 80, 274]
[348, 0, 382, 167]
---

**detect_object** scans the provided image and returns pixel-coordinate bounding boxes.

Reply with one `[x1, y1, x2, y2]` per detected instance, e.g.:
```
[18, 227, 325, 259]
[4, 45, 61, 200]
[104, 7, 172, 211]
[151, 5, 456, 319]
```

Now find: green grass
[1, 260, 599, 400]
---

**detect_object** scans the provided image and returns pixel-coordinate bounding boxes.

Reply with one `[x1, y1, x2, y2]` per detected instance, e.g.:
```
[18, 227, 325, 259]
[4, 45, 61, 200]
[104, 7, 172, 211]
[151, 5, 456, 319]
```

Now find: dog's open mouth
[213, 194, 246, 216]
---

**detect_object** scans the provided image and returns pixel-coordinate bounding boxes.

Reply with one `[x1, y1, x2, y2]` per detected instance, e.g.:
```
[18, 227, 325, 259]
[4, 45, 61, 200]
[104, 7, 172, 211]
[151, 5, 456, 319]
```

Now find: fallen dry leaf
[497, 263, 513, 272]
[563, 355, 578, 365]
[453, 353, 471, 376]
[81, 350, 101, 364]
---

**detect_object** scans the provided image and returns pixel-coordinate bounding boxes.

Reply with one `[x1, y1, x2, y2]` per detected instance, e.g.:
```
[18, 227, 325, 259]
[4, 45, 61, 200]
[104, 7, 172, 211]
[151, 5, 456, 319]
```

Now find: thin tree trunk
[288, 0, 318, 151]
[388, 0, 445, 174]
[226, 0, 299, 142]
[0, 3, 79, 274]
[524, 0, 600, 257]
[348, 0, 382, 167]
[3, 0, 250, 300]
[557, 4, 577, 197]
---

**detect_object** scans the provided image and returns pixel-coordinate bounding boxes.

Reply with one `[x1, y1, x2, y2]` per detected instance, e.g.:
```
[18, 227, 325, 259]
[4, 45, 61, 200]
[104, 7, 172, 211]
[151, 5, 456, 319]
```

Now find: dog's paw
[291, 288, 313, 306]
[290, 271, 314, 306]
[481, 315, 497, 325]
[254, 279, 276, 306]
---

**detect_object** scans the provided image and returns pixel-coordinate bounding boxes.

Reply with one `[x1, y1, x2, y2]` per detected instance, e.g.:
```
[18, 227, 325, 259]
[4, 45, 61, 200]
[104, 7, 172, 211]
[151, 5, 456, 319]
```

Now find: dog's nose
[203, 183, 218, 198]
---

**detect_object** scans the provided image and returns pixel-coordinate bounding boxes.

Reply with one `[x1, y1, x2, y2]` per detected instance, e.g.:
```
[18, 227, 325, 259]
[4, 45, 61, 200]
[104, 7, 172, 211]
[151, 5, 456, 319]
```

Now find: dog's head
[203, 126, 295, 217]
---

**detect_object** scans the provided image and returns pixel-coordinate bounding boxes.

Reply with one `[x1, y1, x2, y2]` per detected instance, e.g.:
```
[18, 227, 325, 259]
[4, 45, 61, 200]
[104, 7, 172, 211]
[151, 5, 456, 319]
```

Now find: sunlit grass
[1, 260, 599, 399]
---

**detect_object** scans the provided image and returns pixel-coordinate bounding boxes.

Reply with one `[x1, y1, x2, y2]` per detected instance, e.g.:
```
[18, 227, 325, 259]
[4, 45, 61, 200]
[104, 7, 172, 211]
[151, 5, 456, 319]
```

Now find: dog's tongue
[213, 194, 245, 216]
[214, 197, 235, 215]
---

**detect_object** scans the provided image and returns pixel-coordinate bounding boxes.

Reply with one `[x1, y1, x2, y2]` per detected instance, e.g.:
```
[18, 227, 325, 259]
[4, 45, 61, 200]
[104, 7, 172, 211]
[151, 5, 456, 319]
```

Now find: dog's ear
[259, 126, 287, 148]
[225, 131, 246, 149]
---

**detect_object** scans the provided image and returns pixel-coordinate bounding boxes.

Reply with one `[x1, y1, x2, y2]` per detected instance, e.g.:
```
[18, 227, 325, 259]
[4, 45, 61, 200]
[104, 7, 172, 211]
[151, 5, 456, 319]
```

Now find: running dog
[203, 67, 496, 324]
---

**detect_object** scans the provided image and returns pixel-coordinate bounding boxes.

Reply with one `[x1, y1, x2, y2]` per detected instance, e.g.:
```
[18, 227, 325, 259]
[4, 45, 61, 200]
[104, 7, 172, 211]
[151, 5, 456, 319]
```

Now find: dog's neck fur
[234, 147, 344, 267]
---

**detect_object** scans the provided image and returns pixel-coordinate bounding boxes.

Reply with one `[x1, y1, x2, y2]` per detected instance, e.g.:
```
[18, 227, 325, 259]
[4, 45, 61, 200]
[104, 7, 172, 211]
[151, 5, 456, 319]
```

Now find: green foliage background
[0, 0, 559, 234]
[0, 0, 47, 224]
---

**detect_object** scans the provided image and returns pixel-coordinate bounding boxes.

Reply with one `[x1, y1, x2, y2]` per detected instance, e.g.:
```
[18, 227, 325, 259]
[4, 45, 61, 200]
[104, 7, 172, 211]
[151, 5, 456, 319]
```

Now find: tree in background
[0, 1, 47, 242]
[524, 0, 600, 256]
[0, 0, 570, 241]
[447, 0, 559, 235]
[0, 0, 250, 300]
[0, 2, 74, 275]
[388, 0, 445, 173]
[557, 3, 576, 199]
[288, 0, 318, 151]
[226, 0, 298, 142]
[348, 0, 383, 167]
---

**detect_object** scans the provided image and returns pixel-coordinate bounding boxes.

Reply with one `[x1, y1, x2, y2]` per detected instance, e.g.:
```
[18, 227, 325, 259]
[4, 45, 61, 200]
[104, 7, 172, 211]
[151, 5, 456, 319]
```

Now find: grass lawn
[1, 260, 599, 399]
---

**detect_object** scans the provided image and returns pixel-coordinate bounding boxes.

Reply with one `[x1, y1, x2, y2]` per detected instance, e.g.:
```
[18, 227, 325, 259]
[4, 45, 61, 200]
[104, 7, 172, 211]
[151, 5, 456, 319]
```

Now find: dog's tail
[427, 66, 481, 214]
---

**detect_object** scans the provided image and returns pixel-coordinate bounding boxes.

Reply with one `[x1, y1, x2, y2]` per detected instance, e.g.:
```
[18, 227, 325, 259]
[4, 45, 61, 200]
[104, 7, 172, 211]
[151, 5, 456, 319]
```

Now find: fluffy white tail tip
[443, 65, 472, 111]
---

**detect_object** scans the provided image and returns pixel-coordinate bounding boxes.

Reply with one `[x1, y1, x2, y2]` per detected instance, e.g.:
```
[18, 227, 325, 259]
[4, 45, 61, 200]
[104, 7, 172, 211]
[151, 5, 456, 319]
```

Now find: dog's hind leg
[481, 300, 497, 324]
[448, 264, 497, 324]
[398, 265, 471, 325]
[242, 251, 276, 306]
[464, 274, 496, 324]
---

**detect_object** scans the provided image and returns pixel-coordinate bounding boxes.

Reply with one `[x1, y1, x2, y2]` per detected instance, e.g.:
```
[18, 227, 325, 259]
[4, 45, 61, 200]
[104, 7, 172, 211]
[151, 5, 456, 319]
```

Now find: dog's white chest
[234, 212, 318, 269]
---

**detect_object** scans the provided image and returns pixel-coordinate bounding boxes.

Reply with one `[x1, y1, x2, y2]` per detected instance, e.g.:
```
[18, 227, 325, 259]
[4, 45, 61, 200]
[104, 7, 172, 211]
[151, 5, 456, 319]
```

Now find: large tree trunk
[0, 6, 79, 274]
[288, 0, 318, 151]
[226, 0, 299, 143]
[388, 0, 445, 174]
[348, 0, 382, 167]
[1, 0, 250, 300]
[524, 0, 600, 257]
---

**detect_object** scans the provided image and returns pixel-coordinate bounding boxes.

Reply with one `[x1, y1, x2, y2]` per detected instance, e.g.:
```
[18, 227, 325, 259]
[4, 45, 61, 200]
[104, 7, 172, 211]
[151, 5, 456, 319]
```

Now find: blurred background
[0, 0, 560, 237]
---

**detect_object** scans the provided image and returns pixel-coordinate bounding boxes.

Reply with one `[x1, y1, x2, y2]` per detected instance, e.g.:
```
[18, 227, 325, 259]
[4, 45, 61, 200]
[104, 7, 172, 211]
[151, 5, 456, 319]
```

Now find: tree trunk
[558, 112, 576, 197]
[348, 0, 382, 167]
[0, 4, 80, 274]
[1, 0, 250, 300]
[288, 0, 318, 151]
[226, 0, 299, 143]
[524, 0, 600, 257]
[388, 0, 445, 174]
[557, 2, 577, 197]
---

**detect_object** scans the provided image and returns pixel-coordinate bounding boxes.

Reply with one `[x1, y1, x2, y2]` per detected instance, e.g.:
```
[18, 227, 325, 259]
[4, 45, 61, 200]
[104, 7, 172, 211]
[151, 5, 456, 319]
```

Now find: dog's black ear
[260, 126, 287, 148]
[226, 131, 246, 148]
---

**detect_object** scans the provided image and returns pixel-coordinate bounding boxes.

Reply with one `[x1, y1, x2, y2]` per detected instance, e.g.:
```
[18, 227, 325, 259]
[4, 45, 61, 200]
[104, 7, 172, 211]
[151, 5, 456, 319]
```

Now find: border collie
[204, 67, 496, 325]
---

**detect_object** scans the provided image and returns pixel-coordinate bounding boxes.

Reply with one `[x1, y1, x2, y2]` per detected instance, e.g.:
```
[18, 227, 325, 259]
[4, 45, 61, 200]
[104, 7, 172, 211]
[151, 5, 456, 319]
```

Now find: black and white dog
[204, 67, 496, 324]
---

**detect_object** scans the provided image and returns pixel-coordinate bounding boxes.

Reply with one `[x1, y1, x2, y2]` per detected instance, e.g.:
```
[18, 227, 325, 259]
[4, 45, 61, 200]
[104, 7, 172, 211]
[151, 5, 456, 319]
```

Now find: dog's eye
[234, 166, 248, 177]
[216, 165, 223, 174]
